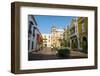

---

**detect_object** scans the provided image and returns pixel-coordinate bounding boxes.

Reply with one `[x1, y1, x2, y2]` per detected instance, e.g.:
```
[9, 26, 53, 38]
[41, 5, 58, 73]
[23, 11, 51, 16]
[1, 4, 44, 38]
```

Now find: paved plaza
[28, 47, 87, 60]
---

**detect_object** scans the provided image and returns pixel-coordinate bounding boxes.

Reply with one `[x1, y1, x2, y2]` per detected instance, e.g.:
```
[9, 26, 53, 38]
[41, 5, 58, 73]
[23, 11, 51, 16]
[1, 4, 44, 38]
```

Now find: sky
[34, 15, 73, 34]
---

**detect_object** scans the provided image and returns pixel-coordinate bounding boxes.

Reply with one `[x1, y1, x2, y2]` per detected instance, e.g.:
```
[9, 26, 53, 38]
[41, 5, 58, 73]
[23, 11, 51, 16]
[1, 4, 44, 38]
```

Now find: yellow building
[64, 17, 88, 53]
[78, 17, 88, 53]
[51, 26, 64, 48]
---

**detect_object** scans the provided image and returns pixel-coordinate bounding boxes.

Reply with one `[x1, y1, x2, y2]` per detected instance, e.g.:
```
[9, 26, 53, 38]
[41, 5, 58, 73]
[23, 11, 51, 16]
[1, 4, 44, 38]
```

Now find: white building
[42, 34, 51, 47]
[28, 15, 42, 52]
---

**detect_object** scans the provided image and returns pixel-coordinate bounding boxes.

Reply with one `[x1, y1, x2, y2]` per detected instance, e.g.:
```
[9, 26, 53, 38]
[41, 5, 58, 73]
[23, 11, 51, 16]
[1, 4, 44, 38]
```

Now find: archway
[82, 36, 87, 53]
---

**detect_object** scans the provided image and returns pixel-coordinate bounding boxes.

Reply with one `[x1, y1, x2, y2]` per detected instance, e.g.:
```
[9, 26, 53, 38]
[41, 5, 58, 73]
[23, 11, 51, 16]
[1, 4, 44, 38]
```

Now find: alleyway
[28, 47, 87, 60]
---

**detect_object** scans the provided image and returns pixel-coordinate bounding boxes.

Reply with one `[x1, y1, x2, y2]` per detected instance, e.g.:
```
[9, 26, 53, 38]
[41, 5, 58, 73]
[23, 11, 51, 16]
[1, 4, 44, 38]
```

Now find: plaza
[28, 15, 88, 60]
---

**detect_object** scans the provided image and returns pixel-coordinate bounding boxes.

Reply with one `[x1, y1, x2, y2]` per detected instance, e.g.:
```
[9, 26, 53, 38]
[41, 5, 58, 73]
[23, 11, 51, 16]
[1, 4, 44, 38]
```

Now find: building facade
[28, 15, 43, 52]
[42, 26, 64, 48]
[51, 26, 64, 48]
[69, 17, 80, 49]
[64, 17, 88, 53]
[78, 17, 88, 53]
[42, 34, 51, 47]
[63, 26, 70, 48]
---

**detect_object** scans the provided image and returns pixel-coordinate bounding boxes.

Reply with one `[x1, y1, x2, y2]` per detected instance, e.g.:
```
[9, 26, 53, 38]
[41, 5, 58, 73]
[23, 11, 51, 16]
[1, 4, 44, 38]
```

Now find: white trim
[20, 6, 95, 70]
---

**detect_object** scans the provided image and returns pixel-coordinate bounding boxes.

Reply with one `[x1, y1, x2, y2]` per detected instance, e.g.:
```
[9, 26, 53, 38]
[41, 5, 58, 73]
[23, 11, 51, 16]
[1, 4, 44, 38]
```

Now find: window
[60, 34, 63, 37]
[49, 36, 50, 38]
[30, 21, 34, 25]
[70, 27, 75, 35]
[31, 41, 34, 50]
[81, 18, 84, 23]
[82, 23, 85, 32]
[28, 23, 32, 34]
[48, 40, 50, 42]
[33, 27, 36, 37]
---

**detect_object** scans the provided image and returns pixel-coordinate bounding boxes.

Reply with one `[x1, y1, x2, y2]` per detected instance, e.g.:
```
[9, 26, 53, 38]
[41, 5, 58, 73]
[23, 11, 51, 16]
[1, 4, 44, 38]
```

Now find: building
[28, 15, 43, 52]
[63, 26, 70, 47]
[51, 26, 64, 48]
[77, 17, 88, 53]
[42, 26, 64, 48]
[42, 34, 51, 47]
[64, 17, 88, 53]
[69, 17, 79, 49]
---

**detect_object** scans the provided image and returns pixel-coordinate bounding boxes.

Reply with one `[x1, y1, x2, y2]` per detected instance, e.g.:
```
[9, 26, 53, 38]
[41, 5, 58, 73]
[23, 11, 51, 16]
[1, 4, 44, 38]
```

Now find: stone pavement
[28, 47, 87, 60]
[70, 50, 87, 58]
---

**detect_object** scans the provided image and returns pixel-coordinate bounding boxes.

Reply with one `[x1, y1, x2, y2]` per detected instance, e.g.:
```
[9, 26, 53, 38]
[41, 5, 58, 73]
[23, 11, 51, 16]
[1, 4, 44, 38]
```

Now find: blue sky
[34, 15, 73, 34]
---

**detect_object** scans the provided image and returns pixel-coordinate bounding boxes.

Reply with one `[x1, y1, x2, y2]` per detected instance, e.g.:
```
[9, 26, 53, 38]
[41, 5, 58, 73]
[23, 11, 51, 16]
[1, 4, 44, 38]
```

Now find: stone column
[70, 39, 72, 49]
[76, 18, 80, 49]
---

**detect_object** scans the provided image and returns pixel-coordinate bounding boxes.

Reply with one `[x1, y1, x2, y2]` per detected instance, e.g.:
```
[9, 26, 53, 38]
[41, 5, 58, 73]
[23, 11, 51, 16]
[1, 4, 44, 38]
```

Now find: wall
[0, 0, 100, 76]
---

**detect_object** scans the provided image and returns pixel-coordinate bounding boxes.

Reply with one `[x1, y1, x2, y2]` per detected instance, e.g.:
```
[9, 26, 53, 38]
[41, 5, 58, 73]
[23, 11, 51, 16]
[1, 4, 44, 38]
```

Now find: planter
[57, 48, 70, 58]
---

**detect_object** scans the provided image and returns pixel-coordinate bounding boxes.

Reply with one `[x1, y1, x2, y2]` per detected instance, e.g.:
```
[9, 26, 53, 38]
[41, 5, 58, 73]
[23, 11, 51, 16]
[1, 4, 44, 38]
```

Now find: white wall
[28, 15, 39, 52]
[0, 0, 100, 76]
[42, 34, 51, 47]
